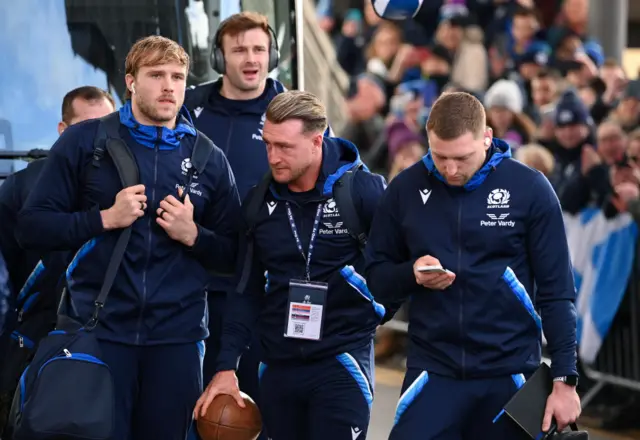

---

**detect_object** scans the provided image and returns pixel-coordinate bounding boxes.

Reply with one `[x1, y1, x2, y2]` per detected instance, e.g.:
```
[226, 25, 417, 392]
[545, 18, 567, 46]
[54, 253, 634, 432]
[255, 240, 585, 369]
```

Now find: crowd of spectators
[315, 0, 640, 431]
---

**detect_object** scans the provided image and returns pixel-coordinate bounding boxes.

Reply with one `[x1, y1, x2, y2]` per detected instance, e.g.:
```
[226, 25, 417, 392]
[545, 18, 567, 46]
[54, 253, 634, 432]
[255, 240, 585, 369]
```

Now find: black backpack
[236, 165, 367, 293]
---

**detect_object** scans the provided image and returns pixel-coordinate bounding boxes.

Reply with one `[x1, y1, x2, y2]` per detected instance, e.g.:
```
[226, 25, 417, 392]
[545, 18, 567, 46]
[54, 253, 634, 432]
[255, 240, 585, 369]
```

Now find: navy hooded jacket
[216, 137, 388, 370]
[0, 159, 48, 296]
[184, 78, 287, 201]
[17, 102, 242, 345]
[365, 139, 578, 379]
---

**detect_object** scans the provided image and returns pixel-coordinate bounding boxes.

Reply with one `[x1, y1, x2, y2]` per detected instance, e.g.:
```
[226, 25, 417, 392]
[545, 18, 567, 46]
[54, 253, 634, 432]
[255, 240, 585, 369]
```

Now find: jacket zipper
[136, 128, 161, 344]
[223, 116, 234, 156]
[457, 198, 465, 379]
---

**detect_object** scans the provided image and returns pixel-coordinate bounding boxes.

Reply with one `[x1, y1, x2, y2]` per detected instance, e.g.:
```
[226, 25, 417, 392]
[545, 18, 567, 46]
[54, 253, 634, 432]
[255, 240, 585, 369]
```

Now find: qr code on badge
[294, 323, 305, 335]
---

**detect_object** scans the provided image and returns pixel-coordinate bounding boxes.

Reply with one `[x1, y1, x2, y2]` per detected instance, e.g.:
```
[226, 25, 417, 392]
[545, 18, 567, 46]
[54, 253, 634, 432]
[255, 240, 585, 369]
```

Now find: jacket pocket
[339, 265, 385, 319]
[501, 267, 542, 330]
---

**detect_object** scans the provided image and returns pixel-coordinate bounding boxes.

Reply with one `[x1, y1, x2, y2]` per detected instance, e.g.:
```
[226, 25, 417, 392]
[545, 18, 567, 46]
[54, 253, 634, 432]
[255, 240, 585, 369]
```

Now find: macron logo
[351, 427, 362, 440]
[419, 189, 432, 205]
[267, 201, 277, 216]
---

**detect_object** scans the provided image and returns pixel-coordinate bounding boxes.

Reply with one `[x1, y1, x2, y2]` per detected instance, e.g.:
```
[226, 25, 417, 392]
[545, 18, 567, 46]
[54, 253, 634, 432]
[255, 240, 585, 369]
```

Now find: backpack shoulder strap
[244, 171, 273, 234]
[190, 131, 216, 175]
[92, 112, 120, 168]
[87, 114, 140, 328]
[236, 172, 273, 294]
[333, 164, 367, 248]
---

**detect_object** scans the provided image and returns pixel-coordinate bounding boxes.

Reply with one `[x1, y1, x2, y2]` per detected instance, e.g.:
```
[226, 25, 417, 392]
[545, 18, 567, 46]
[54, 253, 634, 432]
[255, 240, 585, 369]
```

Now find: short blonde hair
[124, 36, 189, 99]
[266, 90, 328, 134]
[515, 143, 555, 176]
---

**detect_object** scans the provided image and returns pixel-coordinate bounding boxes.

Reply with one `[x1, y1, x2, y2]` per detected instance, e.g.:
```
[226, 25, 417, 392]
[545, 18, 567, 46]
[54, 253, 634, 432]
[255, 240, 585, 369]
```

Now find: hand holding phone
[413, 256, 455, 290]
[417, 265, 451, 274]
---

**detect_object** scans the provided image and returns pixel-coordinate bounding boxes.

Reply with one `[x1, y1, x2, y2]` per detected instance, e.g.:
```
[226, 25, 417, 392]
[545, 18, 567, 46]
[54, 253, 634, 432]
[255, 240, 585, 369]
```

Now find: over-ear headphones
[210, 19, 280, 75]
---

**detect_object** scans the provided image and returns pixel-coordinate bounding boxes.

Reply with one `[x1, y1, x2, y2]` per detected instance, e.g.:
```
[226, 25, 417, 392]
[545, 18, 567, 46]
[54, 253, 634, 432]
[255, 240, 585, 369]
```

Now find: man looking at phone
[365, 92, 581, 439]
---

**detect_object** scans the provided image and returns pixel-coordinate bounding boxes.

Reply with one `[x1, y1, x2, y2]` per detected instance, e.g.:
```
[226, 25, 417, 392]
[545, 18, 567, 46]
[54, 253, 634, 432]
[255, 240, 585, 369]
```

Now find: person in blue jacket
[17, 36, 241, 440]
[194, 90, 388, 440]
[365, 92, 581, 440]
[183, 12, 288, 417]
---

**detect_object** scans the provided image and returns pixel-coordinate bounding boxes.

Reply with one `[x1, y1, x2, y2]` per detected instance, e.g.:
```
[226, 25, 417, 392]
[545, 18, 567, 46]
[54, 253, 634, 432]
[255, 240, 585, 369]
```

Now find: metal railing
[301, 0, 350, 136]
[580, 249, 640, 407]
[0, 150, 48, 180]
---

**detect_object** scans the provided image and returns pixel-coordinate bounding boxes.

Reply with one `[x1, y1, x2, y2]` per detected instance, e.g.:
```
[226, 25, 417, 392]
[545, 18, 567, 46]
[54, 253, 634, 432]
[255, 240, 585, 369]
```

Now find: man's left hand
[156, 189, 198, 247]
[542, 381, 581, 433]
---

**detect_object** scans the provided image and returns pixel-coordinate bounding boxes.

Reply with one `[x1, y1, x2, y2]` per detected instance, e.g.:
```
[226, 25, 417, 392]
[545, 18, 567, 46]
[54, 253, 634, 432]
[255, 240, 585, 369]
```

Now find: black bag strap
[545, 422, 580, 438]
[333, 164, 367, 248]
[244, 172, 273, 233]
[86, 113, 140, 329]
[236, 172, 273, 294]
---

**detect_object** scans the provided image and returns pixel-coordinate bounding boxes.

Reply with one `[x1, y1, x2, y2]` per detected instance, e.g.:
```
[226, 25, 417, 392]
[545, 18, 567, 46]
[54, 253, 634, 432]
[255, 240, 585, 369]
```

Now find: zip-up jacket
[184, 78, 331, 293]
[0, 159, 47, 295]
[17, 102, 242, 345]
[216, 137, 388, 370]
[184, 78, 286, 201]
[364, 139, 578, 379]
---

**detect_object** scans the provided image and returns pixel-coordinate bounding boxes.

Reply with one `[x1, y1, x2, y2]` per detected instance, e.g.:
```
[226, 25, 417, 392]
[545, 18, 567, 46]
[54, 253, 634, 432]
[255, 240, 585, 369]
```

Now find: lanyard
[285, 202, 323, 281]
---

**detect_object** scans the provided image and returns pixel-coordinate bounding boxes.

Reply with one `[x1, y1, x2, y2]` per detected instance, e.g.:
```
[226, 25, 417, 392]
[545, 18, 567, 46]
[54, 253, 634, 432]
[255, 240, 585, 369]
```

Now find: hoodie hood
[271, 137, 367, 200]
[321, 137, 368, 197]
[422, 138, 512, 191]
[119, 100, 196, 150]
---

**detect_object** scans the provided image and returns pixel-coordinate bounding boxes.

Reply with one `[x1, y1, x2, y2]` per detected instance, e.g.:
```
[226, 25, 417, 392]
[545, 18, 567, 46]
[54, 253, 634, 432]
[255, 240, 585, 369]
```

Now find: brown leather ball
[197, 392, 263, 440]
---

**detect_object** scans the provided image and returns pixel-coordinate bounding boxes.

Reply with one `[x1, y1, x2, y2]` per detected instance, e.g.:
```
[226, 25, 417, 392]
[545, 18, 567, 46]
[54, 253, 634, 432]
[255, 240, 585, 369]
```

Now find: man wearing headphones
[183, 12, 286, 426]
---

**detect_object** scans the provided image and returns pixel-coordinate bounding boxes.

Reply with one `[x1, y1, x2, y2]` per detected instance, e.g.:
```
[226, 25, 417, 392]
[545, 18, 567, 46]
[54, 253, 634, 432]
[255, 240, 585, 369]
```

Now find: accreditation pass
[284, 279, 328, 341]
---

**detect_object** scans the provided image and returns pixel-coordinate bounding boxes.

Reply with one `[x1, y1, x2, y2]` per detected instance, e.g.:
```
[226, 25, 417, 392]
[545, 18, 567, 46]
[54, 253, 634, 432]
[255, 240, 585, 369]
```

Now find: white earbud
[485, 138, 491, 147]
[131, 83, 136, 95]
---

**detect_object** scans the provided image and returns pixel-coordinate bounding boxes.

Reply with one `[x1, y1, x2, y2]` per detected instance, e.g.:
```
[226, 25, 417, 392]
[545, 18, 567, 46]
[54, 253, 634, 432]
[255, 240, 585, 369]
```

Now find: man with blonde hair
[18, 36, 242, 439]
[195, 90, 389, 440]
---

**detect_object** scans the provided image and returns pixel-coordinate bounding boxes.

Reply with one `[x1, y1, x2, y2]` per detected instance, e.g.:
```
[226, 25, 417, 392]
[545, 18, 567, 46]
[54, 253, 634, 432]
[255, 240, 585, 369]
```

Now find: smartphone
[417, 265, 449, 274]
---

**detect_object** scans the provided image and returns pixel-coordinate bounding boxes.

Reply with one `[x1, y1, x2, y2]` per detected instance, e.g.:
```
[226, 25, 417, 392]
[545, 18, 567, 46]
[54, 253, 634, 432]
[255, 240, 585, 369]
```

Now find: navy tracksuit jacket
[218, 137, 388, 440]
[17, 101, 242, 440]
[0, 159, 48, 296]
[365, 140, 578, 440]
[183, 79, 288, 432]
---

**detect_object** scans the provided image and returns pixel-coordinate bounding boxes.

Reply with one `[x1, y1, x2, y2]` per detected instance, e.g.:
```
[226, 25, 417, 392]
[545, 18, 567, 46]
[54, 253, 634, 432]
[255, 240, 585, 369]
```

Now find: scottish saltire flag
[372, 0, 424, 19]
[563, 208, 638, 364]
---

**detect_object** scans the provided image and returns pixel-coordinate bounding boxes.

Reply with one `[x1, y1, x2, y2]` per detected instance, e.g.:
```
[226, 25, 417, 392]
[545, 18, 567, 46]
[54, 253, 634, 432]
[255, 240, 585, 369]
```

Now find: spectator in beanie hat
[484, 79, 536, 150]
[547, 90, 596, 196]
